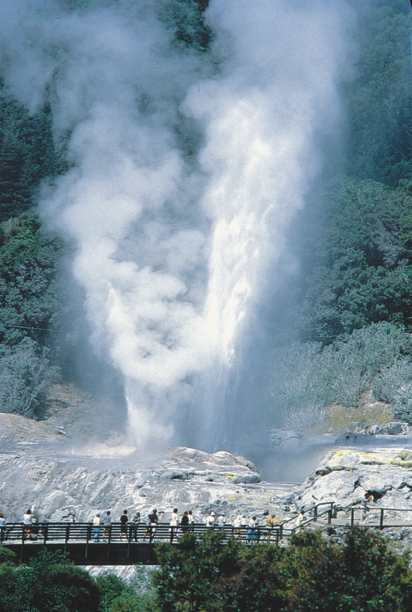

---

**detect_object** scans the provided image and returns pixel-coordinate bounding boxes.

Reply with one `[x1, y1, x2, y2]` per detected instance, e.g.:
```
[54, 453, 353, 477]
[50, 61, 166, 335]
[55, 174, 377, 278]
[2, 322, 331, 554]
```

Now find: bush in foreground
[153, 528, 412, 611]
[1, 527, 412, 611]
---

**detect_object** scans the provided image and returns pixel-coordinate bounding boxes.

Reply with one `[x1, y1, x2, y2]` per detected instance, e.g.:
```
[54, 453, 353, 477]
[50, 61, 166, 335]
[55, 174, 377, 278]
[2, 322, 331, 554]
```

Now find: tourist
[131, 511, 141, 542]
[92, 513, 101, 542]
[233, 513, 243, 538]
[265, 513, 281, 541]
[170, 508, 179, 542]
[102, 510, 112, 539]
[217, 514, 225, 528]
[148, 508, 159, 543]
[206, 511, 216, 528]
[247, 516, 258, 543]
[0, 512, 5, 542]
[181, 511, 189, 533]
[120, 509, 128, 540]
[23, 508, 33, 540]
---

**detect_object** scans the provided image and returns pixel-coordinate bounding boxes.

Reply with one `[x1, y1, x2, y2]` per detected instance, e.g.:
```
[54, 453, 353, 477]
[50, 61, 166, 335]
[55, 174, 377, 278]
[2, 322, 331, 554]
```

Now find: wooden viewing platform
[2, 502, 412, 565]
[0, 522, 294, 565]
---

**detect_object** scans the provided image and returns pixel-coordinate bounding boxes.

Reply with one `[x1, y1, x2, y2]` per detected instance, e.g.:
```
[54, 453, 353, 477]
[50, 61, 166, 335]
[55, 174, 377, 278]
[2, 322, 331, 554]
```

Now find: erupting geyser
[0, 0, 352, 451]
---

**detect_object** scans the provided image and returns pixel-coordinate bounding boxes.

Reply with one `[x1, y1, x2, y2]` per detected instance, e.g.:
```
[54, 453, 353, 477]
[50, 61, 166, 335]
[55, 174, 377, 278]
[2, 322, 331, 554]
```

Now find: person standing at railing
[205, 511, 216, 528]
[131, 511, 140, 542]
[23, 509, 33, 540]
[102, 510, 112, 540]
[0, 513, 5, 543]
[120, 509, 128, 540]
[181, 511, 189, 534]
[92, 513, 101, 541]
[170, 508, 179, 542]
[148, 509, 159, 543]
[247, 516, 258, 543]
[233, 513, 243, 539]
[265, 514, 278, 541]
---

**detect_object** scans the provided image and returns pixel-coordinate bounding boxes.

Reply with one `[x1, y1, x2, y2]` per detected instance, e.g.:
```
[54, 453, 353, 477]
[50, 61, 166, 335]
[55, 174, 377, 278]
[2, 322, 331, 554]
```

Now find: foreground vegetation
[1, 528, 412, 611]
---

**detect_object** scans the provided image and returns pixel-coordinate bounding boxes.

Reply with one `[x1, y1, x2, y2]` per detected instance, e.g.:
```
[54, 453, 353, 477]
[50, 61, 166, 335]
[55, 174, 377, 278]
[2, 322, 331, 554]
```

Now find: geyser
[0, 0, 352, 451]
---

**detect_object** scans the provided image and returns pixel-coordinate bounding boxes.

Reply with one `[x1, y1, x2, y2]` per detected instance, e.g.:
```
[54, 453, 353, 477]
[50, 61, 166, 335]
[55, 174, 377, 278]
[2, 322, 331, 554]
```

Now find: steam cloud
[0, 1, 352, 450]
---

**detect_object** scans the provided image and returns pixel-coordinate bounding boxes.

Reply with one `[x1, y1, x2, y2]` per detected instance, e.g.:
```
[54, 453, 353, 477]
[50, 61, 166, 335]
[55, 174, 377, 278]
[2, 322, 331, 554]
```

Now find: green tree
[0, 213, 62, 347]
[0, 551, 101, 612]
[154, 530, 243, 611]
[302, 179, 412, 343]
[346, 1, 412, 185]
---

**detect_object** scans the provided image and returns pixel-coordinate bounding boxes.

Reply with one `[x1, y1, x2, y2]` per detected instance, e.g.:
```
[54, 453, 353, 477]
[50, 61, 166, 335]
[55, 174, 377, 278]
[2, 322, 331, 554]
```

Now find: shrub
[0, 337, 58, 417]
[272, 323, 410, 430]
[373, 359, 412, 422]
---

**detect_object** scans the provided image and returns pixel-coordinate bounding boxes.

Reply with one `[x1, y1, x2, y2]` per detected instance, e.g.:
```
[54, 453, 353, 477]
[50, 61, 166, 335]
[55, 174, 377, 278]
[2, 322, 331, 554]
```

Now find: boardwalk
[0, 522, 293, 565]
[2, 502, 412, 565]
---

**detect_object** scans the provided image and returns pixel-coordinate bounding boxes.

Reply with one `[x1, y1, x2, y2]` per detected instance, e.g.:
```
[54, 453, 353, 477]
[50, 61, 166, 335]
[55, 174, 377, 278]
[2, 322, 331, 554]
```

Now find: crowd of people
[0, 507, 287, 544]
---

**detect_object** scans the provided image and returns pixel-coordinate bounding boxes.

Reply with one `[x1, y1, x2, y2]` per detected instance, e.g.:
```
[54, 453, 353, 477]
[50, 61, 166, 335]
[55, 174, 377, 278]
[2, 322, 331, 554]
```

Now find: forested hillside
[0, 0, 411, 425]
[270, 0, 412, 429]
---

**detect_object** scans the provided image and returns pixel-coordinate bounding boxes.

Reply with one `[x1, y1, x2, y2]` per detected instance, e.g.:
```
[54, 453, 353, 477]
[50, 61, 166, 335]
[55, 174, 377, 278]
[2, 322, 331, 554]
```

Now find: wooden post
[85, 525, 90, 561]
[327, 510, 332, 525]
[21, 524, 24, 563]
[350, 507, 355, 527]
[380, 509, 384, 530]
[65, 524, 70, 553]
[107, 525, 112, 562]
[314, 505, 318, 521]
[43, 524, 48, 546]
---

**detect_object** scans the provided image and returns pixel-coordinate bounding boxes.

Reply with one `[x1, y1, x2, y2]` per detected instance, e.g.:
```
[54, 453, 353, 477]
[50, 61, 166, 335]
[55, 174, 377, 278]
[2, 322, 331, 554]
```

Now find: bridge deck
[2, 504, 412, 565]
[0, 523, 291, 565]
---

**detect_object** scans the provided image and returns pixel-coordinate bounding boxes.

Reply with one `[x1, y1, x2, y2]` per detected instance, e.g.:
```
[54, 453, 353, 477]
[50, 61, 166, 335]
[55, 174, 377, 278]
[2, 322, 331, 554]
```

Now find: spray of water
[186, 0, 353, 445]
[0, 0, 353, 450]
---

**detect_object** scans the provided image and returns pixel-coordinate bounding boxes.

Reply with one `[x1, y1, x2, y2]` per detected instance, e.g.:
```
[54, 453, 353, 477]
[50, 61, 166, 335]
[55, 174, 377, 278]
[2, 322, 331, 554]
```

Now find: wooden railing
[0, 522, 295, 546]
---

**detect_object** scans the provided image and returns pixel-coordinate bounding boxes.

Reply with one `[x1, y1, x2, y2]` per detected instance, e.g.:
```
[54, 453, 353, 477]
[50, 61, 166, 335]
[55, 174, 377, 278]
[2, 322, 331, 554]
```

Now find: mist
[0, 0, 353, 452]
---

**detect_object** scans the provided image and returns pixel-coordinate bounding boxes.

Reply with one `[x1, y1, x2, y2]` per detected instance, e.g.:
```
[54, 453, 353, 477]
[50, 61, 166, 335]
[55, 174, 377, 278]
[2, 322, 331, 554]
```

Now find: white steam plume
[185, 0, 353, 443]
[0, 0, 352, 450]
[0, 1, 211, 448]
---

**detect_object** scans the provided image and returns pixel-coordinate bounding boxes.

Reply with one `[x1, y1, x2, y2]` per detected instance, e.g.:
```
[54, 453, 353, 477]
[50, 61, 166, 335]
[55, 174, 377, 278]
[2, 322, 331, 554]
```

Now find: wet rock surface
[0, 444, 296, 524]
[295, 448, 412, 521]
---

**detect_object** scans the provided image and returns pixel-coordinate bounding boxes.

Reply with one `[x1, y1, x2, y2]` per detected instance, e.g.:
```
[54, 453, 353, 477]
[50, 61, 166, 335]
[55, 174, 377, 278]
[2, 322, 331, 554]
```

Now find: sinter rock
[295, 448, 412, 524]
[0, 444, 295, 524]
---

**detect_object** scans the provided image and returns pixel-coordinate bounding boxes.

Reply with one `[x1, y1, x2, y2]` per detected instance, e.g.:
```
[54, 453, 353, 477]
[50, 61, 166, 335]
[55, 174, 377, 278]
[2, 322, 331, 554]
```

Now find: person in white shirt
[23, 509, 33, 540]
[170, 508, 179, 541]
[205, 512, 216, 528]
[217, 514, 225, 528]
[233, 514, 243, 538]
[92, 513, 101, 541]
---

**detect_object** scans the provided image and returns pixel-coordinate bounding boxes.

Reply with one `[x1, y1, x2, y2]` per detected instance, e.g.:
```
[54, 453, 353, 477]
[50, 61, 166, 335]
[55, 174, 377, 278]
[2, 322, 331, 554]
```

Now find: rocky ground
[0, 439, 296, 524]
[295, 447, 412, 521]
[2, 396, 412, 531]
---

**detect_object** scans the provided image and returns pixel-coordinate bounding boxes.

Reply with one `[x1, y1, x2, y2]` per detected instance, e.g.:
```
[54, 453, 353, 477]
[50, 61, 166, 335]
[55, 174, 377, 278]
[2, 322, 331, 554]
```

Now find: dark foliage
[153, 528, 412, 611]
